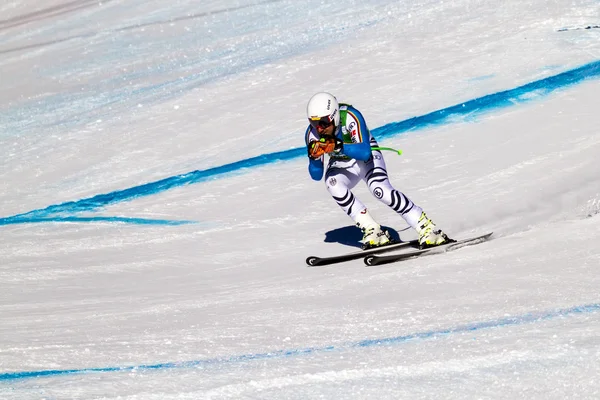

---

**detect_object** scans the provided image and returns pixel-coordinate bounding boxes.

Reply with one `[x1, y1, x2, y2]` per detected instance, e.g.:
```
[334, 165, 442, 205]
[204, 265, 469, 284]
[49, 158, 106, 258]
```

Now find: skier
[304, 92, 451, 249]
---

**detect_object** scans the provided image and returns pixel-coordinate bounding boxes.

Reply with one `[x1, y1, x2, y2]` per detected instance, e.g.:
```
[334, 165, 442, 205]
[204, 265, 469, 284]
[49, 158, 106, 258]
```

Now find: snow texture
[1, 0, 600, 398]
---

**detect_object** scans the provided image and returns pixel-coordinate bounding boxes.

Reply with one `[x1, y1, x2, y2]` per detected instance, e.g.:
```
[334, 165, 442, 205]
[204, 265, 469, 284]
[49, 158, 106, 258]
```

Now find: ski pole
[372, 146, 402, 155]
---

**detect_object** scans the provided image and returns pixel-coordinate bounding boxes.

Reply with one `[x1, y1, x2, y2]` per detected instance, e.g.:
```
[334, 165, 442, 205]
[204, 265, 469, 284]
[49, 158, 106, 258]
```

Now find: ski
[306, 240, 419, 267]
[364, 232, 493, 266]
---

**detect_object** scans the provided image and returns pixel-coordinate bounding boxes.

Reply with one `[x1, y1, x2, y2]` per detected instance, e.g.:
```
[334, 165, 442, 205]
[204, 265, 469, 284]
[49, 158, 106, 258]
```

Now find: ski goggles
[308, 115, 334, 129]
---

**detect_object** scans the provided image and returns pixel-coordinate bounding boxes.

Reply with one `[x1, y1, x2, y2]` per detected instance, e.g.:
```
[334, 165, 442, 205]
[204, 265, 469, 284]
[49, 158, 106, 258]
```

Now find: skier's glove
[308, 137, 342, 159]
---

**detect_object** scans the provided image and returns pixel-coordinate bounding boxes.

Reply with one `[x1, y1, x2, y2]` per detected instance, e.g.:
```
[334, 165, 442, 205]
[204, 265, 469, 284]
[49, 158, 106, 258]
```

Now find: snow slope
[1, 0, 600, 398]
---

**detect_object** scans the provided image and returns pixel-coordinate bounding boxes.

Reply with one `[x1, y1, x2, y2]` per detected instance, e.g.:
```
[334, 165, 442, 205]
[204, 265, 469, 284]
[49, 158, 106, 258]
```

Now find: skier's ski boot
[359, 223, 392, 250]
[416, 212, 452, 249]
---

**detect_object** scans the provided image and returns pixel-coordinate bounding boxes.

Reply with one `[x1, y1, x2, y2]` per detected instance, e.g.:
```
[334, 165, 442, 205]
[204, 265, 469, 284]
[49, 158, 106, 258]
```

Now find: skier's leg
[361, 150, 451, 247]
[324, 159, 366, 220]
[361, 150, 422, 228]
[325, 159, 391, 248]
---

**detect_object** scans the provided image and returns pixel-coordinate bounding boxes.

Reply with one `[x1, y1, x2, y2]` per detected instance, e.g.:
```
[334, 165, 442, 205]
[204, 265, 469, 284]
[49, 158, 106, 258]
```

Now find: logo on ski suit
[373, 187, 384, 199]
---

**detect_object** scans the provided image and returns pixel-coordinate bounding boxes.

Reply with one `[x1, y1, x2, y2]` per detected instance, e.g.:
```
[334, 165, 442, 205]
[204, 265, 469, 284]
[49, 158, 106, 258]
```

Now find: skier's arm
[340, 140, 371, 161]
[308, 157, 324, 181]
[305, 126, 324, 181]
[339, 107, 372, 161]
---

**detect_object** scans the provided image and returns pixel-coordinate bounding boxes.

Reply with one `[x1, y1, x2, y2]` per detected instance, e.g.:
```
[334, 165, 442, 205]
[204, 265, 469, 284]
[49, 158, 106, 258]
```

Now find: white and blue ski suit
[304, 103, 423, 229]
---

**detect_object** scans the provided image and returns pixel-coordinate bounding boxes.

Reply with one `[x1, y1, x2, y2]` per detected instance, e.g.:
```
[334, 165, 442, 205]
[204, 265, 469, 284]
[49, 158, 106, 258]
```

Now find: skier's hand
[308, 137, 341, 159]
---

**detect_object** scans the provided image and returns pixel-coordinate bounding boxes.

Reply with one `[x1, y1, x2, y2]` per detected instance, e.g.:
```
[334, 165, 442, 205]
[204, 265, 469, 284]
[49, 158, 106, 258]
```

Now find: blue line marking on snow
[373, 60, 600, 140]
[2, 60, 599, 226]
[0, 216, 194, 226]
[0, 149, 304, 225]
[1, 303, 598, 381]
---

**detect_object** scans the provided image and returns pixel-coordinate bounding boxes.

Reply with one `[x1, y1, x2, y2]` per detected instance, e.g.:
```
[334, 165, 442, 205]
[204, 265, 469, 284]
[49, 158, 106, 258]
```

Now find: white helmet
[306, 92, 340, 129]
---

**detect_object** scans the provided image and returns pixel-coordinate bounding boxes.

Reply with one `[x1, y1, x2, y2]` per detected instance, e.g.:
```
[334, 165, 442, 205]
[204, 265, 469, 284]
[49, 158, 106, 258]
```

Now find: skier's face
[316, 123, 335, 137]
[309, 115, 335, 137]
